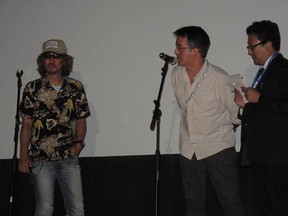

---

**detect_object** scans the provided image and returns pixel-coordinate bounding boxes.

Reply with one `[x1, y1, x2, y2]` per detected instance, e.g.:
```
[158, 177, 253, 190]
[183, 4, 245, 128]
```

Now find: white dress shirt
[171, 59, 240, 160]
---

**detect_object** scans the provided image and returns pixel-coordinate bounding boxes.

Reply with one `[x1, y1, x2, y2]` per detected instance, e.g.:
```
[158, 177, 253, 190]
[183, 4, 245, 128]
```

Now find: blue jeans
[30, 156, 85, 216]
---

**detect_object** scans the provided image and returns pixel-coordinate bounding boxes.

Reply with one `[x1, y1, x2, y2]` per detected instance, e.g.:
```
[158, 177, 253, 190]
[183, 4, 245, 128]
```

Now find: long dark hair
[37, 53, 74, 77]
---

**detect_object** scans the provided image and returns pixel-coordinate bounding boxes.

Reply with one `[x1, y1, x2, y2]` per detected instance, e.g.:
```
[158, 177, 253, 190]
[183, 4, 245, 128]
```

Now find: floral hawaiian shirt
[19, 76, 90, 162]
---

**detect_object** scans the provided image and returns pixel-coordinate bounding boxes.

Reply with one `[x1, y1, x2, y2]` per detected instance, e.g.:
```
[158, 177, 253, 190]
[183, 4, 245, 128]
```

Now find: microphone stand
[150, 61, 169, 216]
[9, 70, 23, 216]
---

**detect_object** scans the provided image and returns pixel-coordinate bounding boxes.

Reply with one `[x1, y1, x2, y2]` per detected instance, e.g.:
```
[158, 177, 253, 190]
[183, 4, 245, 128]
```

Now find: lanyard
[252, 52, 279, 88]
[185, 62, 209, 104]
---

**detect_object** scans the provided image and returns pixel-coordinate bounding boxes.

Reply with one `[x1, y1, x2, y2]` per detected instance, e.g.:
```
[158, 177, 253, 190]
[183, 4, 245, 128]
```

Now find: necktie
[252, 68, 264, 88]
[256, 68, 264, 80]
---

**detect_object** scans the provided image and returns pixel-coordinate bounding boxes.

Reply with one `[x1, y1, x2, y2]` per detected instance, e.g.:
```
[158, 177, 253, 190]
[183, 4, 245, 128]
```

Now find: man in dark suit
[235, 20, 288, 215]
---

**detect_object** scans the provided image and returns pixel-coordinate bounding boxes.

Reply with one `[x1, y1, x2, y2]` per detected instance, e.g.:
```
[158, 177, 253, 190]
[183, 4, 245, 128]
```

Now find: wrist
[74, 140, 85, 148]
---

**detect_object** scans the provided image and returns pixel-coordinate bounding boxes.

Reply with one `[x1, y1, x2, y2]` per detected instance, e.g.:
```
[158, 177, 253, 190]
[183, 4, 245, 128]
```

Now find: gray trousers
[180, 147, 245, 216]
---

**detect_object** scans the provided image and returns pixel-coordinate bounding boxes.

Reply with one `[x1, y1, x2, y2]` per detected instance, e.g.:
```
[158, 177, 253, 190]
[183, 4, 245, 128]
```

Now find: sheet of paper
[228, 74, 247, 103]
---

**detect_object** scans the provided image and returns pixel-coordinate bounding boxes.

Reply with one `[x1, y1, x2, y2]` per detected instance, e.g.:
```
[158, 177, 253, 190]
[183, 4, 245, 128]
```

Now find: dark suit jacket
[241, 53, 288, 165]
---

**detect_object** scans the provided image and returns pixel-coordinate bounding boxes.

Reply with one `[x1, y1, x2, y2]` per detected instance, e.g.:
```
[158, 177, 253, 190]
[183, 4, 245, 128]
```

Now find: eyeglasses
[43, 52, 63, 59]
[246, 41, 265, 51]
[175, 46, 193, 52]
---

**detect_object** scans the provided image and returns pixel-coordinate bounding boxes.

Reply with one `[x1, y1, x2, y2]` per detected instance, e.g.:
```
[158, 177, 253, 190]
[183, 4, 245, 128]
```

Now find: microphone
[159, 53, 177, 65]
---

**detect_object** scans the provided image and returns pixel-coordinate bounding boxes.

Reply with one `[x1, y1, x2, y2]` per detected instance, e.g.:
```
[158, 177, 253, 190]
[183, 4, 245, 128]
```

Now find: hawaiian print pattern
[19, 77, 90, 162]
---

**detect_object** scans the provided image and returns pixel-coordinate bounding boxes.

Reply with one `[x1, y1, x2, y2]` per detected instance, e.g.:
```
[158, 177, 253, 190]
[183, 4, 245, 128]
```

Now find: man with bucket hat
[19, 39, 90, 216]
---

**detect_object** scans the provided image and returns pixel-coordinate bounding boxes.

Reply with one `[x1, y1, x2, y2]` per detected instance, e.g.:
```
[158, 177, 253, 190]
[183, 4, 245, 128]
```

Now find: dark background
[0, 154, 257, 216]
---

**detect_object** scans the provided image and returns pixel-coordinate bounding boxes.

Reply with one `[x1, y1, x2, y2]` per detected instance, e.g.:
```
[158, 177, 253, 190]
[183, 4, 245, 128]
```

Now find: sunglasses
[43, 53, 63, 59]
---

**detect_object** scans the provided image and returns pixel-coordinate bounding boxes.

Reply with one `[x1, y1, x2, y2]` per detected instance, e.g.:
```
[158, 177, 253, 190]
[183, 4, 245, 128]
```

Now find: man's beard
[47, 71, 57, 75]
[46, 64, 60, 75]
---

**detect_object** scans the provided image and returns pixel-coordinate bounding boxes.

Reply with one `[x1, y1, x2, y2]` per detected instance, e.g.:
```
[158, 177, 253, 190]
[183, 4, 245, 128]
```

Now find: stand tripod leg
[9, 70, 23, 216]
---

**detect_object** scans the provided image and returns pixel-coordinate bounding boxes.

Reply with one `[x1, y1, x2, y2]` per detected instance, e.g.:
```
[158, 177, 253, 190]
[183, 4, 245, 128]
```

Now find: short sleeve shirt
[19, 76, 91, 162]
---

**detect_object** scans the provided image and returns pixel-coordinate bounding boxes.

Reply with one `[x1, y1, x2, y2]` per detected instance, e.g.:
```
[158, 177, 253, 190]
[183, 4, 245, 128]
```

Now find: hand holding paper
[228, 74, 248, 104]
[228, 74, 246, 91]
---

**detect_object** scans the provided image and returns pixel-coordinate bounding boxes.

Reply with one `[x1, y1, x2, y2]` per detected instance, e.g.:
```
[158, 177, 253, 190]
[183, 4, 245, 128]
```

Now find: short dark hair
[173, 26, 210, 58]
[37, 54, 74, 77]
[246, 20, 281, 51]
